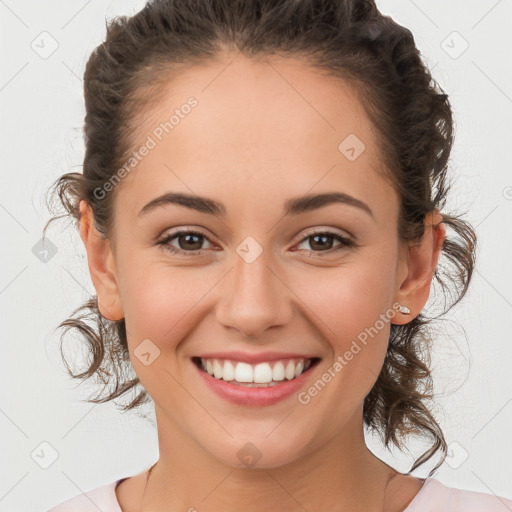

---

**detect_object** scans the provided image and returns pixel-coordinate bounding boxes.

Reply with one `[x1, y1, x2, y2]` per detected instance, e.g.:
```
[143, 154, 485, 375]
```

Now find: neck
[140, 404, 397, 511]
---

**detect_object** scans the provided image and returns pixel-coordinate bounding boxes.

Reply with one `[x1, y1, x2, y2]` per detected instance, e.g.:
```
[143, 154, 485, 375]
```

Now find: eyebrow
[138, 191, 374, 219]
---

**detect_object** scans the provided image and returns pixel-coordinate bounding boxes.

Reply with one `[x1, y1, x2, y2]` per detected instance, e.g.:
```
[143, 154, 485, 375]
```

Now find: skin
[79, 51, 446, 511]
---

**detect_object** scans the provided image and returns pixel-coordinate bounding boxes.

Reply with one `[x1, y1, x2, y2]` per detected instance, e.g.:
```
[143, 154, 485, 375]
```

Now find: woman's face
[88, 52, 418, 468]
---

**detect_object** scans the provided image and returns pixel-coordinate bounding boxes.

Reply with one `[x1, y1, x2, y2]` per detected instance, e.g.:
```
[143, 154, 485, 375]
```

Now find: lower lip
[193, 359, 320, 407]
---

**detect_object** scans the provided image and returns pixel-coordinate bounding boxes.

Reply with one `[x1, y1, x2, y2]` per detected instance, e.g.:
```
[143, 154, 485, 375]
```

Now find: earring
[398, 304, 411, 314]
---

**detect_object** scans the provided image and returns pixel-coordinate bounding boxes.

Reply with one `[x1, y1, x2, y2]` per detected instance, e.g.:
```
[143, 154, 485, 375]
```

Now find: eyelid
[297, 226, 353, 242]
[293, 228, 356, 255]
[157, 225, 356, 256]
[157, 226, 216, 252]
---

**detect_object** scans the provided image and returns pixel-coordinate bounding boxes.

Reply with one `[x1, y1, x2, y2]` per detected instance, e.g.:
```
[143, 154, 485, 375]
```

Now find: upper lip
[195, 351, 320, 364]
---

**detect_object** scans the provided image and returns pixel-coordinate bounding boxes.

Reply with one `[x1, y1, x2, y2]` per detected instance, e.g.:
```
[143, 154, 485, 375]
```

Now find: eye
[294, 230, 355, 255]
[156, 228, 356, 257]
[157, 229, 214, 255]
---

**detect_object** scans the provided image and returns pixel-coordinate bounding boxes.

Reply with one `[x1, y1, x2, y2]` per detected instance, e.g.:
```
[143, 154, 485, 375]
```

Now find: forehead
[116, 52, 397, 223]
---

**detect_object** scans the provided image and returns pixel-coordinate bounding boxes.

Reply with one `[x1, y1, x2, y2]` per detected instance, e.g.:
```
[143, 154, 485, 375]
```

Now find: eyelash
[156, 228, 356, 257]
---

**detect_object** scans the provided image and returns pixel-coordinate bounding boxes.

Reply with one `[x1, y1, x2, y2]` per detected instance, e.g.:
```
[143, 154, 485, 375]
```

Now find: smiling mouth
[191, 356, 321, 387]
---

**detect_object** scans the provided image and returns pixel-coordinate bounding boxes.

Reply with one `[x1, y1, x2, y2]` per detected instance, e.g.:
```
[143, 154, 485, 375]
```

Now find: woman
[45, 0, 512, 510]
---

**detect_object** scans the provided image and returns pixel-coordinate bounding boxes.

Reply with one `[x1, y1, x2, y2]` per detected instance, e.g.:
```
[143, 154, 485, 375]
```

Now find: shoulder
[46, 479, 123, 512]
[405, 477, 512, 512]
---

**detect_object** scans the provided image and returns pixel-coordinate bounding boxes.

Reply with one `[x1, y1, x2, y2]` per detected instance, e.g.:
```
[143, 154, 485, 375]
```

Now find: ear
[392, 210, 446, 325]
[79, 200, 124, 321]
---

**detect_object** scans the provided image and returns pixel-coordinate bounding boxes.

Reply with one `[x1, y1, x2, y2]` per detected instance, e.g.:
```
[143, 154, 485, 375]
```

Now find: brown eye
[156, 228, 355, 257]
[295, 231, 354, 255]
[157, 230, 213, 254]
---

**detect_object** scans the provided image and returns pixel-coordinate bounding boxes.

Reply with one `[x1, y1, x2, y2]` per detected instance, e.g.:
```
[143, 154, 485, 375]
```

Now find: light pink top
[47, 475, 512, 511]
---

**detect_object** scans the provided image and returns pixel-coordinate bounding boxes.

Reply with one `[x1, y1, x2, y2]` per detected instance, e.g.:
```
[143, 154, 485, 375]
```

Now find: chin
[202, 433, 312, 470]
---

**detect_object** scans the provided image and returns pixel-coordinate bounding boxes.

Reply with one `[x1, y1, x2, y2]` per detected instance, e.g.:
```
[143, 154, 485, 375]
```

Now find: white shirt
[47, 475, 512, 511]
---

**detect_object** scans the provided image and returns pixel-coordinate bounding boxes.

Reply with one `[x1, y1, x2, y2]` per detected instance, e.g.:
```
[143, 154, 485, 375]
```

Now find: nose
[215, 248, 293, 339]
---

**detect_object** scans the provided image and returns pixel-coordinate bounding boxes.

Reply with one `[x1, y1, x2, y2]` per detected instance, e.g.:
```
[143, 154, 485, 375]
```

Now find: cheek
[293, 253, 396, 374]
[118, 243, 397, 389]
[115, 249, 205, 348]
[122, 268, 203, 340]
[118, 262, 211, 394]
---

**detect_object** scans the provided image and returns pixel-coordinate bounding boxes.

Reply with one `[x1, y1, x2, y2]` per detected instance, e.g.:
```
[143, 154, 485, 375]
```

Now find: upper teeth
[200, 358, 312, 383]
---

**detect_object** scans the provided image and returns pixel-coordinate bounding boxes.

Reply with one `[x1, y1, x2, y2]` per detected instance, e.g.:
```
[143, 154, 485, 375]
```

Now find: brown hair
[43, 0, 477, 477]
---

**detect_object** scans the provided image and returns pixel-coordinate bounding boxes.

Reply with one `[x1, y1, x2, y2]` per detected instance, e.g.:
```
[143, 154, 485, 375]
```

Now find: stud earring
[398, 304, 411, 314]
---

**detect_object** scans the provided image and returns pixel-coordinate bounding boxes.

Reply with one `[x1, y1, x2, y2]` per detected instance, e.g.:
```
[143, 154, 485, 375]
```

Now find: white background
[0, 1, 511, 510]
